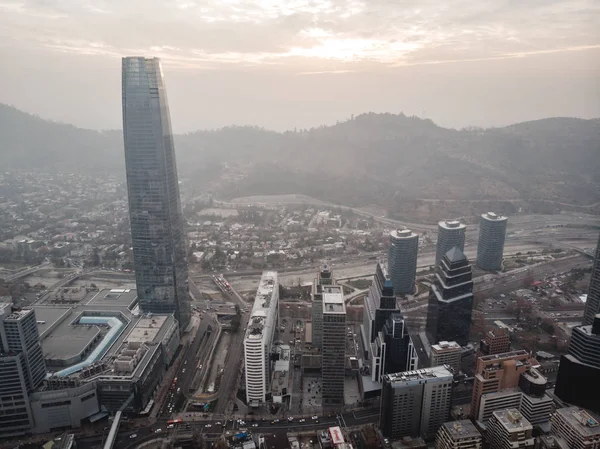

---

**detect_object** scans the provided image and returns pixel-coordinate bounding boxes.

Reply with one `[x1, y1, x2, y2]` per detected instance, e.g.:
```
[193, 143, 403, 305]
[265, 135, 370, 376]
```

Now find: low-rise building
[435, 420, 482, 449]
[486, 409, 534, 449]
[551, 407, 600, 449]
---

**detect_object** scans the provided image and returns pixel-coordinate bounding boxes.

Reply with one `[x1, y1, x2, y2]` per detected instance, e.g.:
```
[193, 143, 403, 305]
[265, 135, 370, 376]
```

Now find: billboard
[329, 426, 345, 445]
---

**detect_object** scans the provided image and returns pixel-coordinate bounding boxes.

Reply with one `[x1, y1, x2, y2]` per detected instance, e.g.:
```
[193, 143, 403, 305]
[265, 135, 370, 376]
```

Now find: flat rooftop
[555, 407, 600, 437]
[245, 271, 278, 340]
[384, 365, 453, 385]
[323, 288, 345, 315]
[482, 211, 507, 221]
[493, 409, 532, 431]
[432, 341, 461, 352]
[126, 315, 168, 344]
[33, 288, 141, 369]
[390, 229, 417, 240]
[439, 220, 466, 230]
[440, 420, 481, 440]
[42, 326, 100, 362]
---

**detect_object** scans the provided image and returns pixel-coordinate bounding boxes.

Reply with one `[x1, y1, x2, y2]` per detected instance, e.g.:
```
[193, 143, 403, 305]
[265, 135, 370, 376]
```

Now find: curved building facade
[476, 212, 508, 271]
[122, 57, 190, 329]
[436, 220, 466, 266]
[244, 272, 279, 407]
[388, 229, 419, 295]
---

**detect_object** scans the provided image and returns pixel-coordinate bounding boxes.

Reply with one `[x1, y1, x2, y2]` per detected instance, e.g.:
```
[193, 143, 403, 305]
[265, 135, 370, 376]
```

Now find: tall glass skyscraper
[122, 57, 190, 330]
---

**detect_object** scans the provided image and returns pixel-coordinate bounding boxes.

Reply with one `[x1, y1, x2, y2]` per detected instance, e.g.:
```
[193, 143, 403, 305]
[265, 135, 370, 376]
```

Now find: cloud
[0, 0, 599, 69]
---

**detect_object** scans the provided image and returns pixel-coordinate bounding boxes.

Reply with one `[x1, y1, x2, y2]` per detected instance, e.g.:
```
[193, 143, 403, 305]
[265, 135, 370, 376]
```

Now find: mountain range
[1, 104, 599, 217]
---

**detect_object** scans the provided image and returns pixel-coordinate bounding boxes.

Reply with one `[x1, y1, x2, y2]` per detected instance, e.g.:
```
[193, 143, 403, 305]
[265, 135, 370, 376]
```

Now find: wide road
[158, 313, 218, 417]
[74, 407, 381, 449]
[212, 285, 250, 415]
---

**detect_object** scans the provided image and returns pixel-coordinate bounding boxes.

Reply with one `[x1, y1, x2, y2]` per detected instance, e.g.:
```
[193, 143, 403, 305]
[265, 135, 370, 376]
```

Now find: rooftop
[432, 341, 461, 352]
[33, 288, 143, 369]
[482, 211, 507, 221]
[439, 220, 466, 230]
[42, 325, 100, 362]
[480, 349, 530, 363]
[245, 271, 278, 340]
[441, 420, 481, 440]
[445, 247, 467, 264]
[390, 228, 418, 240]
[323, 289, 345, 314]
[555, 407, 600, 437]
[384, 365, 453, 385]
[493, 409, 532, 431]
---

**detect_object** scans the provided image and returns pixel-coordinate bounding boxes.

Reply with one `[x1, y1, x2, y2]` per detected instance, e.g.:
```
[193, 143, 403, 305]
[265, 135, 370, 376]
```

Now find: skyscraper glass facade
[122, 57, 190, 329]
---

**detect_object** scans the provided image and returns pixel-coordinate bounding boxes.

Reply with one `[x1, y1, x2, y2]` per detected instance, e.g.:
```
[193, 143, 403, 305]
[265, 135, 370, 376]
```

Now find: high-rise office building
[388, 229, 419, 295]
[486, 409, 534, 449]
[122, 57, 190, 330]
[436, 220, 467, 266]
[476, 212, 508, 271]
[244, 272, 279, 407]
[478, 327, 510, 356]
[0, 303, 47, 437]
[583, 233, 600, 325]
[371, 313, 418, 382]
[426, 247, 474, 346]
[363, 262, 398, 347]
[430, 341, 462, 375]
[551, 407, 600, 449]
[311, 262, 334, 349]
[0, 304, 46, 390]
[322, 286, 346, 409]
[435, 420, 482, 449]
[380, 366, 453, 441]
[477, 367, 553, 425]
[554, 313, 600, 413]
[470, 350, 536, 421]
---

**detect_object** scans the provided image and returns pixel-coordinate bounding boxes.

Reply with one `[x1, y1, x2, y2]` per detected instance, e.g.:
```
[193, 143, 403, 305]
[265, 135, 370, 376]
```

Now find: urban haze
[0, 1, 599, 449]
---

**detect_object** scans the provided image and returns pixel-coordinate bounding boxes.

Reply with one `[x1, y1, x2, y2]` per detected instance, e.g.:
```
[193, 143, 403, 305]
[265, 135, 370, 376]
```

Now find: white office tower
[322, 286, 346, 409]
[311, 262, 335, 349]
[551, 407, 600, 449]
[380, 366, 453, 441]
[244, 272, 279, 407]
[388, 229, 419, 295]
[476, 212, 508, 271]
[430, 341, 462, 375]
[486, 409, 534, 449]
[0, 303, 47, 437]
[435, 420, 483, 449]
[436, 220, 467, 266]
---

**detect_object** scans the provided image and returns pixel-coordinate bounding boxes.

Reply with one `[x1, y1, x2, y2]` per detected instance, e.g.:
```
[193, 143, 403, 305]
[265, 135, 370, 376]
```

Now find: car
[312, 416, 318, 420]
[252, 423, 258, 427]
[155, 429, 162, 433]
[299, 419, 306, 423]
[167, 424, 174, 429]
[216, 421, 222, 425]
[205, 424, 212, 428]
[182, 368, 186, 373]
[273, 419, 279, 423]
[129, 434, 137, 439]
[270, 421, 275, 425]
[315, 420, 319, 424]
[288, 417, 294, 421]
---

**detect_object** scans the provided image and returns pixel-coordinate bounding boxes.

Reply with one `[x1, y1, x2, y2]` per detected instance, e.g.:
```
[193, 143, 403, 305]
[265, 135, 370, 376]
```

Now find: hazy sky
[0, 0, 599, 132]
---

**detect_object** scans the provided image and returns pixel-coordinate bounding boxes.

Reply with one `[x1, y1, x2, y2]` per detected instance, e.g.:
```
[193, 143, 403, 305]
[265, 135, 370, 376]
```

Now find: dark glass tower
[583, 233, 600, 326]
[554, 314, 600, 413]
[426, 247, 474, 346]
[122, 57, 190, 329]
